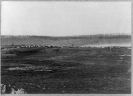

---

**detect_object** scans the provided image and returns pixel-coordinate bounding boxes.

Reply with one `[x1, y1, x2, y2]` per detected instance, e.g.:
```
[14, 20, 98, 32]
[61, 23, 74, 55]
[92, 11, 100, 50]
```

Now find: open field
[1, 45, 131, 94]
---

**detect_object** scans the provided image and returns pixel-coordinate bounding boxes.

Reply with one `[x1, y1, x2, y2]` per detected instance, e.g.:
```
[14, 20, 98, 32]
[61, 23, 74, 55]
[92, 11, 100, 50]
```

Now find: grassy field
[1, 46, 131, 94]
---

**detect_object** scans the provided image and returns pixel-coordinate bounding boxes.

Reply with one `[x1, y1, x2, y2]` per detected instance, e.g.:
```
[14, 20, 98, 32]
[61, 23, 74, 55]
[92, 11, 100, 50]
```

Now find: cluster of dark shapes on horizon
[1, 44, 131, 56]
[1, 34, 131, 40]
[1, 44, 74, 49]
[1, 44, 74, 55]
[2, 43, 131, 49]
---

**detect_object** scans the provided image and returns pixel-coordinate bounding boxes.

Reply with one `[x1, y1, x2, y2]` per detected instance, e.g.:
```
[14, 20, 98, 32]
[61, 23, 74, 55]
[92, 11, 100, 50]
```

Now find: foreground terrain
[1, 45, 131, 94]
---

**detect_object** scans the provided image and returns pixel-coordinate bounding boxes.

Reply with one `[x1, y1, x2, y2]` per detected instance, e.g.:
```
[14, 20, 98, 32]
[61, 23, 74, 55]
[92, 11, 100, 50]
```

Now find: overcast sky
[1, 1, 131, 36]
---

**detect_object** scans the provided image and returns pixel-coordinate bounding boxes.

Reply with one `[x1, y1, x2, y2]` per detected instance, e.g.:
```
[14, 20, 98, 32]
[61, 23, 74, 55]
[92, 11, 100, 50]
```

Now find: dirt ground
[1, 46, 131, 94]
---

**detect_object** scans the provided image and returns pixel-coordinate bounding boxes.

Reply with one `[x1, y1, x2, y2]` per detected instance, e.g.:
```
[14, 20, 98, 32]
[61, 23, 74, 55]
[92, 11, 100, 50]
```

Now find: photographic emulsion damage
[1, 0, 131, 94]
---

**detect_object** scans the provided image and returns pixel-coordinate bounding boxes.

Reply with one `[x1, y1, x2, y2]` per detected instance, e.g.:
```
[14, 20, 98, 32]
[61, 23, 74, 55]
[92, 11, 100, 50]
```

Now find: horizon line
[1, 33, 131, 37]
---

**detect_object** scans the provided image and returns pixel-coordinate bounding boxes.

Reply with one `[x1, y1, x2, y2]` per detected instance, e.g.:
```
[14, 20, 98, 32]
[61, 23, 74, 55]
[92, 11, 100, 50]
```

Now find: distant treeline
[1, 34, 131, 46]
[2, 33, 131, 40]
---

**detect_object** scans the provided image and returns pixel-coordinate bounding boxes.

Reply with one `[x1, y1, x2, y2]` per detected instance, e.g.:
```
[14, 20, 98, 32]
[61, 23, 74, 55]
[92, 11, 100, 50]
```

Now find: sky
[1, 1, 131, 36]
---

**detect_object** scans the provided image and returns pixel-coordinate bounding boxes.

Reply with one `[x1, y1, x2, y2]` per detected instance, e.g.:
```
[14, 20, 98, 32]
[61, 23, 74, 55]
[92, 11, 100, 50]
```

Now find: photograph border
[0, 0, 132, 96]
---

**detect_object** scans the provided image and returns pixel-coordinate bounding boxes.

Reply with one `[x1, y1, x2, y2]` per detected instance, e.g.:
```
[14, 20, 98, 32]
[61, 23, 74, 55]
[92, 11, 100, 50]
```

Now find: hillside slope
[1, 34, 131, 47]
